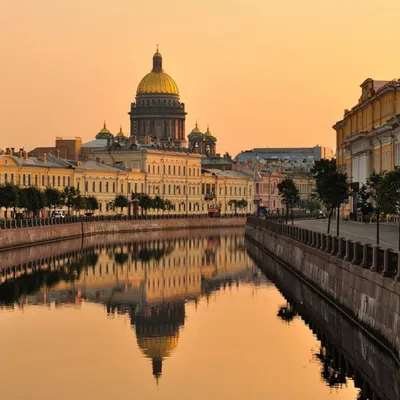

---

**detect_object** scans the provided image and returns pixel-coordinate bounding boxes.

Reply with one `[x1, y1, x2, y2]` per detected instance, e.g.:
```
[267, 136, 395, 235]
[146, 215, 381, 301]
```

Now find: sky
[1, 0, 400, 157]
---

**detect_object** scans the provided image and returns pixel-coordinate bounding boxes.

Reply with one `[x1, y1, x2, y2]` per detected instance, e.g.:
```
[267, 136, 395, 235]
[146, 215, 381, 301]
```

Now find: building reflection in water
[0, 230, 260, 381]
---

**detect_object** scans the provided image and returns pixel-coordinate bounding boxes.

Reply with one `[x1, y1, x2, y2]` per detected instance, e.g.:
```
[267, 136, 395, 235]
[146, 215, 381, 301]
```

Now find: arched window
[92, 181, 96, 192]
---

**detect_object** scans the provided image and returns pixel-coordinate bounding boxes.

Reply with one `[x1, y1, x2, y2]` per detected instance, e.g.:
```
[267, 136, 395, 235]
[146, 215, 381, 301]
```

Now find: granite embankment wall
[246, 241, 400, 400]
[0, 217, 245, 251]
[245, 219, 400, 361]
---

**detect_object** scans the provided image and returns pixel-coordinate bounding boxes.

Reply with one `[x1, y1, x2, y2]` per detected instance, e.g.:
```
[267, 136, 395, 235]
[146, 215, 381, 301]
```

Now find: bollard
[310, 231, 315, 247]
[336, 237, 344, 258]
[320, 234, 325, 251]
[330, 236, 336, 255]
[325, 234, 331, 253]
[382, 248, 393, 277]
[360, 243, 369, 268]
[370, 245, 379, 272]
[352, 241, 361, 264]
[395, 253, 400, 282]
[315, 232, 320, 249]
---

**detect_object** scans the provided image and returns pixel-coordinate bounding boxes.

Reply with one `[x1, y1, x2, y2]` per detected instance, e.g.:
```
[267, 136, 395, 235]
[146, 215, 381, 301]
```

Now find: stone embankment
[0, 217, 246, 251]
[245, 217, 400, 361]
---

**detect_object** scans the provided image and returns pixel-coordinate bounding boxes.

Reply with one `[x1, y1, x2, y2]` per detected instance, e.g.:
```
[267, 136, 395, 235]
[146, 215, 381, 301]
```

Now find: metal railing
[0, 213, 251, 230]
[247, 216, 400, 281]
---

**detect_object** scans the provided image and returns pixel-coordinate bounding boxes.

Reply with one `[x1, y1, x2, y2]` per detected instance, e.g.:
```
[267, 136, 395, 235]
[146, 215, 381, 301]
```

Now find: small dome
[99, 121, 110, 134]
[205, 125, 214, 137]
[191, 122, 202, 134]
[116, 125, 126, 137]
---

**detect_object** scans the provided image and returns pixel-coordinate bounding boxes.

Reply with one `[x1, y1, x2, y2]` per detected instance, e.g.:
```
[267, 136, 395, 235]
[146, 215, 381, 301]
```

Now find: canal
[0, 228, 397, 400]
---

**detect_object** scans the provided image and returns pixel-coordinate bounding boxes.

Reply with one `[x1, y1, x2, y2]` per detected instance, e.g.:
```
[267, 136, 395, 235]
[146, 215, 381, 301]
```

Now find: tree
[0, 184, 20, 219]
[153, 196, 165, 213]
[312, 159, 349, 235]
[356, 184, 374, 220]
[114, 194, 129, 213]
[19, 187, 45, 217]
[277, 177, 300, 224]
[85, 196, 99, 212]
[139, 195, 153, 216]
[164, 199, 174, 212]
[383, 167, 400, 250]
[72, 195, 87, 214]
[44, 187, 62, 214]
[62, 187, 80, 215]
[362, 171, 396, 245]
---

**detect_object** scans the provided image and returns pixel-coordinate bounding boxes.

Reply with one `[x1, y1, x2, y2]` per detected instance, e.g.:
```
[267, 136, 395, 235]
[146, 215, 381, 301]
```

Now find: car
[317, 211, 326, 219]
[52, 211, 65, 218]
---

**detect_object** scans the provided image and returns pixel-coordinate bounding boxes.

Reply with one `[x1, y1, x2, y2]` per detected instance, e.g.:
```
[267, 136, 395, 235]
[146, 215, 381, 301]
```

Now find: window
[183, 167, 186, 176]
[67, 177, 71, 187]
[105, 182, 109, 192]
[189, 168, 191, 176]
[4, 173, 7, 183]
[52, 176, 55, 186]
[148, 165, 151, 173]
[28, 175, 31, 186]
[58, 176, 61, 187]
[63, 176, 66, 186]
[128, 183, 131, 193]
[85, 181, 88, 192]
[11, 174, 14, 183]
[153, 165, 155, 174]
[35, 175, 38, 186]
[173, 166, 176, 175]
[23, 174, 26, 186]
[42, 175, 45, 186]
[92, 181, 96, 192]
[121, 183, 124, 193]
[77, 182, 80, 191]
[168, 166, 171, 175]
[112, 182, 116, 192]
[99, 182, 103, 192]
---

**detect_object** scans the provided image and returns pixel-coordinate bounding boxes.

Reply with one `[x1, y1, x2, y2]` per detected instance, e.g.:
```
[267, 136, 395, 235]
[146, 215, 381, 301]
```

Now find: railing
[247, 216, 400, 281]
[0, 213, 251, 230]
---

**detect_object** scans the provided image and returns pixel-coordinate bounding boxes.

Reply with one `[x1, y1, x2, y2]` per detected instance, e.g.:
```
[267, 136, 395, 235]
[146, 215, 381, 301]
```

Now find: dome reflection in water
[0, 228, 396, 400]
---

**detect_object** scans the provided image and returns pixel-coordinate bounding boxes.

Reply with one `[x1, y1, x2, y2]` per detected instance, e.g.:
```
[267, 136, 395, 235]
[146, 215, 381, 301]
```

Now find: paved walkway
[295, 219, 400, 250]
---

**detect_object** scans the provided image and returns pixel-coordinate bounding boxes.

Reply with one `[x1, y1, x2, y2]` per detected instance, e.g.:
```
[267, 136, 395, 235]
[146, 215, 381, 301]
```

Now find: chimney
[11, 147, 15, 155]
[0, 150, 4, 155]
[43, 153, 47, 163]
[24, 151, 28, 160]
[18, 150, 23, 157]
[5, 148, 11, 155]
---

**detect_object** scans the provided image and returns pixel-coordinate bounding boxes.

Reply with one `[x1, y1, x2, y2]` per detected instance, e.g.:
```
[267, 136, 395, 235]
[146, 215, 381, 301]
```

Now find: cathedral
[128, 48, 216, 156]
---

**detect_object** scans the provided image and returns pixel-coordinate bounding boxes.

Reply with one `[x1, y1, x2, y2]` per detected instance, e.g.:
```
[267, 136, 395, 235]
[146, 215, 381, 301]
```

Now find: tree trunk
[327, 208, 333, 234]
[376, 213, 380, 245]
[336, 205, 340, 237]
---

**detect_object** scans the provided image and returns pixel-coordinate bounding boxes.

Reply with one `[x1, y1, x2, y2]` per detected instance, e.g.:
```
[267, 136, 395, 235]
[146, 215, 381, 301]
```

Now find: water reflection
[0, 229, 259, 383]
[0, 230, 396, 399]
[246, 239, 400, 400]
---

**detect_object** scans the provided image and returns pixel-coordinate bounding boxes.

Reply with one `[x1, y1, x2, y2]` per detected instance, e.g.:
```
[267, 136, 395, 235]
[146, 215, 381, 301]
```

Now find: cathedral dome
[136, 49, 179, 95]
[136, 333, 179, 360]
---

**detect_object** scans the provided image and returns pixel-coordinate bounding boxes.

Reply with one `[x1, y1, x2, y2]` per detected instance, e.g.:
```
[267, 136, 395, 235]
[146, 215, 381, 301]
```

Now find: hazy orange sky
[2, 0, 400, 157]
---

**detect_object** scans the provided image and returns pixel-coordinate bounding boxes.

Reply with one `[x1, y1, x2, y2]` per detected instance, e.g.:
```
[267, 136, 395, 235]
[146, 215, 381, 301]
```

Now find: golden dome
[136, 49, 179, 95]
[116, 125, 125, 137]
[99, 121, 110, 134]
[205, 125, 213, 136]
[191, 122, 202, 133]
[137, 72, 179, 95]
[137, 333, 179, 359]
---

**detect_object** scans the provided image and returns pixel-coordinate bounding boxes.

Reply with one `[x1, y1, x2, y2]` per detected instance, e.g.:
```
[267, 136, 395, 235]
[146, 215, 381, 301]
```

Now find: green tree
[72, 195, 87, 214]
[0, 183, 20, 220]
[44, 187, 62, 214]
[139, 195, 153, 216]
[153, 196, 165, 213]
[85, 196, 99, 212]
[362, 171, 396, 245]
[277, 177, 300, 224]
[383, 167, 400, 250]
[114, 194, 129, 213]
[164, 199, 174, 212]
[311, 159, 349, 235]
[19, 187, 45, 217]
[62, 187, 80, 215]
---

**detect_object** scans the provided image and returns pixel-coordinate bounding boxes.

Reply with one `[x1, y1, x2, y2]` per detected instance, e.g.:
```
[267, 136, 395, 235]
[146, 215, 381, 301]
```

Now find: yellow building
[334, 79, 400, 213]
[334, 78, 400, 182]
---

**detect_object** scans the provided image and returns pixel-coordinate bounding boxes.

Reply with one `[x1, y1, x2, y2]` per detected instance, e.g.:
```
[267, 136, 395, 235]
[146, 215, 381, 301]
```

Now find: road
[295, 219, 400, 250]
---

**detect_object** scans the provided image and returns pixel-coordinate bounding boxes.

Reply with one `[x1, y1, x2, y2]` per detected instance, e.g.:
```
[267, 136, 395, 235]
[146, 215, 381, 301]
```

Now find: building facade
[333, 78, 400, 213]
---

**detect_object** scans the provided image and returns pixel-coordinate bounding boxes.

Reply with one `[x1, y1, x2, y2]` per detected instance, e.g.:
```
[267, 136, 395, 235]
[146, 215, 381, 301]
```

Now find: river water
[0, 228, 397, 400]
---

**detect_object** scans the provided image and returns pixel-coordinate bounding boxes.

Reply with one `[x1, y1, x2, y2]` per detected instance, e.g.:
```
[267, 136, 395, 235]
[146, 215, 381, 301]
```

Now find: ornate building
[187, 123, 217, 156]
[129, 49, 187, 147]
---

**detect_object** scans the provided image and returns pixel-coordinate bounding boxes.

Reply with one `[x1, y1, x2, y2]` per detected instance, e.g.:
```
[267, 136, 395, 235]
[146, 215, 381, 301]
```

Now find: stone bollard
[325, 234, 331, 253]
[311, 231, 316, 247]
[382, 248, 393, 277]
[352, 241, 361, 264]
[370, 245, 379, 272]
[336, 237, 344, 258]
[360, 243, 370, 268]
[330, 236, 337, 255]
[343, 240, 352, 261]
[395, 253, 400, 282]
[309, 231, 314, 246]
[315, 232, 320, 249]
[320, 234, 326, 251]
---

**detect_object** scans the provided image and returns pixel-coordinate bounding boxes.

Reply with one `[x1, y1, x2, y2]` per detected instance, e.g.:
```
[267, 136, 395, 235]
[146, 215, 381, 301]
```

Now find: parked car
[317, 211, 326, 219]
[52, 211, 65, 218]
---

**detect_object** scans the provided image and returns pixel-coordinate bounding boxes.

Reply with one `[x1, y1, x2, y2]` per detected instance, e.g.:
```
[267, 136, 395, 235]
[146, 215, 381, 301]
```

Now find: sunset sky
[2, 0, 400, 157]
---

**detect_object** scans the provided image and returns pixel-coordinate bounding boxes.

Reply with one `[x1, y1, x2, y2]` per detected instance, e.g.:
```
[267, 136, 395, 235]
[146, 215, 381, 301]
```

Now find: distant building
[235, 146, 334, 172]
[29, 137, 83, 161]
